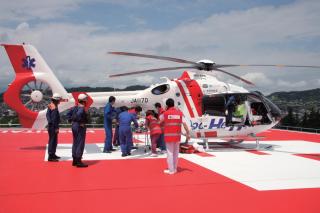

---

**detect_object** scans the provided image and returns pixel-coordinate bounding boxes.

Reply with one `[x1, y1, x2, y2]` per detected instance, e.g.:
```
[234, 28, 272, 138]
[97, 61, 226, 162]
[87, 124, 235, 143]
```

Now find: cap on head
[78, 93, 88, 101]
[52, 93, 62, 101]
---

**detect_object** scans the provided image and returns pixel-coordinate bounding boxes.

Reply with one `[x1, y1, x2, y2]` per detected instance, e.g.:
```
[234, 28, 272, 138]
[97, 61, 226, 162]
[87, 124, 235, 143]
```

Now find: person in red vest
[145, 110, 162, 157]
[160, 98, 190, 175]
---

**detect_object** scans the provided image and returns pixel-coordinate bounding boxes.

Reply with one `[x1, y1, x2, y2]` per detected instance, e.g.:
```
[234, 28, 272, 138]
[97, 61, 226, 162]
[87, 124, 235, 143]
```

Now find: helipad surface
[0, 129, 319, 213]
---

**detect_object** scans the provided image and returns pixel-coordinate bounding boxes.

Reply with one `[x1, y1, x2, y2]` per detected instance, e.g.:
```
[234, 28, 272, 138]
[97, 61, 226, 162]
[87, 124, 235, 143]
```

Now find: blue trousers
[119, 126, 132, 155]
[104, 125, 113, 151]
[48, 126, 58, 156]
[157, 133, 166, 151]
[72, 123, 86, 159]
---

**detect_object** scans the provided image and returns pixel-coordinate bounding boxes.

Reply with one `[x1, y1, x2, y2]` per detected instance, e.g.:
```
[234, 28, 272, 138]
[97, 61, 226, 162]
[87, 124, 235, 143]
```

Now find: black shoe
[111, 148, 116, 151]
[121, 153, 127, 157]
[53, 155, 61, 159]
[132, 146, 138, 150]
[72, 159, 77, 166]
[48, 158, 59, 162]
[103, 150, 112, 153]
[127, 152, 131, 156]
[76, 161, 88, 168]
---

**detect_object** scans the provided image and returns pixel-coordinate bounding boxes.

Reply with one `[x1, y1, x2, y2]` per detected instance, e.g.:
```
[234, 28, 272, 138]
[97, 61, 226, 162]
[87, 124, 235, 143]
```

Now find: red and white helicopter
[1, 44, 319, 144]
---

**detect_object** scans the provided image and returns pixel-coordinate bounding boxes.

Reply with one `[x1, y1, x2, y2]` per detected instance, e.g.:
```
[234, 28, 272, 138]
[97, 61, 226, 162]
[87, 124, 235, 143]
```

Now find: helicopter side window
[151, 84, 170, 95]
[202, 95, 226, 116]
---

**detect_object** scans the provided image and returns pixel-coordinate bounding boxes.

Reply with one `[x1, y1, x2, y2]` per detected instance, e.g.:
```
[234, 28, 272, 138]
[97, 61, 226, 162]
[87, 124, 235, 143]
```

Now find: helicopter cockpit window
[151, 84, 170, 95]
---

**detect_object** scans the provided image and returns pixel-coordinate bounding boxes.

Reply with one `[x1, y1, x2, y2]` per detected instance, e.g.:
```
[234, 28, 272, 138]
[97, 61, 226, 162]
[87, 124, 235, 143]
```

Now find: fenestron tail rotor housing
[20, 80, 52, 112]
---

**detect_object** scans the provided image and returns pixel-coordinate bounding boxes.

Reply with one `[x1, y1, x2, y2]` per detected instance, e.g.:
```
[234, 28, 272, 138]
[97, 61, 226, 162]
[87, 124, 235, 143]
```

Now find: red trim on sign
[246, 150, 270, 155]
[294, 153, 320, 161]
[3, 45, 38, 128]
[195, 152, 215, 157]
[204, 131, 217, 137]
[175, 80, 194, 118]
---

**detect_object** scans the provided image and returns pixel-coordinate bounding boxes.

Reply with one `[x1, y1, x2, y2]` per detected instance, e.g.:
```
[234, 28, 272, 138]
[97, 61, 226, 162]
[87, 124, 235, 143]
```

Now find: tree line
[281, 107, 320, 129]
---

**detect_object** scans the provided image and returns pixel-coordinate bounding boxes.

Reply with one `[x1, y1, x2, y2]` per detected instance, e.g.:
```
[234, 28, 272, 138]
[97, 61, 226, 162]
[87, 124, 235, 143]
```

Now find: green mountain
[266, 88, 320, 113]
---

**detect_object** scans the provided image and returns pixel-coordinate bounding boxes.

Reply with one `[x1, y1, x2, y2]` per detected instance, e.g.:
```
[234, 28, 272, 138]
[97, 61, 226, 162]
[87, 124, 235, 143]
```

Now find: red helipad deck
[0, 129, 320, 213]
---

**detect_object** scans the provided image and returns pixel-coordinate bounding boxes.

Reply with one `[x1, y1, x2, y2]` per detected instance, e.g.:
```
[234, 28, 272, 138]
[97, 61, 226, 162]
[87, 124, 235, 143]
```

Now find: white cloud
[0, 0, 84, 22]
[16, 22, 30, 31]
[242, 72, 273, 86]
[276, 79, 307, 88]
[0, 0, 320, 94]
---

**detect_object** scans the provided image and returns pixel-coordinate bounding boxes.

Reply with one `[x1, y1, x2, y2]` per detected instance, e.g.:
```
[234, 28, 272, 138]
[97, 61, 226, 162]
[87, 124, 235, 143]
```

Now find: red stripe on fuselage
[180, 79, 203, 116]
[175, 80, 194, 118]
[204, 131, 217, 137]
[196, 132, 201, 138]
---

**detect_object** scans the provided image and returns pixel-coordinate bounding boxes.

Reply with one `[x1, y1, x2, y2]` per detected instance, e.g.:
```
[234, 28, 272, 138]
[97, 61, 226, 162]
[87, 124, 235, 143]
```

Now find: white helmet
[78, 93, 88, 101]
[52, 93, 62, 100]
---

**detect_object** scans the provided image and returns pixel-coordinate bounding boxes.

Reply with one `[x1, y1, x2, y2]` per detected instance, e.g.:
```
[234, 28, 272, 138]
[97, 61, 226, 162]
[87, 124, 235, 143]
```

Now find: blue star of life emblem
[22, 56, 36, 69]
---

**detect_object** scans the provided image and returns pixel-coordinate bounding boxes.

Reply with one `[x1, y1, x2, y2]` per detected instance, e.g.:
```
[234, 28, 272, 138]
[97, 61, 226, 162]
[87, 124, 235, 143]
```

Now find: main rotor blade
[215, 64, 320, 69]
[213, 68, 255, 86]
[108, 52, 198, 65]
[109, 66, 196, 78]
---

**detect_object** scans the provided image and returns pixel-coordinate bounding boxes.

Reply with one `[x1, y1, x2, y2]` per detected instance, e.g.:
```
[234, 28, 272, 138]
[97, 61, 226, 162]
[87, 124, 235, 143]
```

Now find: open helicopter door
[201, 92, 274, 128]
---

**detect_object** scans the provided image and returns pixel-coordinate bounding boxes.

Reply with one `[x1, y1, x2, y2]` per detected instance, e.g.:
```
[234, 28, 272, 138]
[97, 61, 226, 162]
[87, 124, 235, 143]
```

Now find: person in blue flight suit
[118, 106, 139, 157]
[70, 94, 89, 168]
[112, 107, 124, 147]
[128, 106, 142, 150]
[46, 93, 62, 162]
[103, 96, 116, 153]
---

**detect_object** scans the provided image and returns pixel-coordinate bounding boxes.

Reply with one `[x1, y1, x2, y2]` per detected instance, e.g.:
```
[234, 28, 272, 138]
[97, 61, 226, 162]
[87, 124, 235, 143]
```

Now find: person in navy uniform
[46, 93, 62, 162]
[70, 94, 89, 168]
[103, 96, 116, 153]
[118, 106, 139, 157]
[128, 106, 142, 150]
[112, 107, 124, 147]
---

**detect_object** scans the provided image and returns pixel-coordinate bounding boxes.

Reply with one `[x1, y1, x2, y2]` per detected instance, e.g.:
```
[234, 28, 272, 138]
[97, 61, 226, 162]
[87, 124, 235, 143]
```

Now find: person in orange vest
[145, 110, 162, 157]
[154, 103, 166, 153]
[160, 98, 190, 175]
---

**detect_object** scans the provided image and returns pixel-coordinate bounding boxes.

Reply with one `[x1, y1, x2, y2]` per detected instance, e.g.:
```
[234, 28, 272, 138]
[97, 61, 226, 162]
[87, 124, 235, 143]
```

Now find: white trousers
[166, 142, 180, 173]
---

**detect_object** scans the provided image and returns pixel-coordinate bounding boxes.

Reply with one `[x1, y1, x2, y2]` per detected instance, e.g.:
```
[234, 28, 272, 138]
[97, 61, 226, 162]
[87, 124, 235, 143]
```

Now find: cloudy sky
[0, 0, 319, 95]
